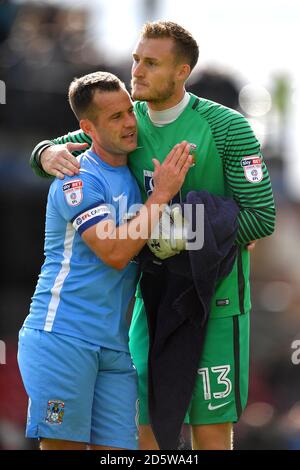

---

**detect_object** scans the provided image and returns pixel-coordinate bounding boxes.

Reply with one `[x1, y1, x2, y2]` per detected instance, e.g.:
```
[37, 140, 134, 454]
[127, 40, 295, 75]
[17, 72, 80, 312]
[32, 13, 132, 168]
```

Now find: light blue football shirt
[24, 150, 142, 352]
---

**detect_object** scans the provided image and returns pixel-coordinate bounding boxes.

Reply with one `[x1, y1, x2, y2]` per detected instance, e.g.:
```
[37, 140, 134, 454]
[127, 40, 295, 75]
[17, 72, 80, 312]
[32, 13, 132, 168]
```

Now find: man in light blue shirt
[18, 71, 193, 450]
[24, 148, 141, 352]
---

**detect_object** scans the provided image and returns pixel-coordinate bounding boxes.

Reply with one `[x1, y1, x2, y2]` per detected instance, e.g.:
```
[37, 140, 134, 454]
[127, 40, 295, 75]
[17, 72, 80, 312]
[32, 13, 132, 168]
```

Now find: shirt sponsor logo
[241, 156, 263, 183]
[63, 179, 83, 206]
[73, 205, 110, 230]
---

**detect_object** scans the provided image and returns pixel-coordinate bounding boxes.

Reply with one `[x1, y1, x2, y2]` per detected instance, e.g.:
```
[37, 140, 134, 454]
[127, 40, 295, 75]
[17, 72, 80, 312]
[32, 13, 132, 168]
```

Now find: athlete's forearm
[95, 194, 167, 270]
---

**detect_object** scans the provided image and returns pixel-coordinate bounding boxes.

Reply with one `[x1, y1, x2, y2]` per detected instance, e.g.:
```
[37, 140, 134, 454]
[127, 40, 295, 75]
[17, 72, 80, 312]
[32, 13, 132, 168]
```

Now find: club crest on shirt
[241, 156, 263, 183]
[189, 143, 197, 155]
[45, 400, 65, 424]
[62, 179, 83, 206]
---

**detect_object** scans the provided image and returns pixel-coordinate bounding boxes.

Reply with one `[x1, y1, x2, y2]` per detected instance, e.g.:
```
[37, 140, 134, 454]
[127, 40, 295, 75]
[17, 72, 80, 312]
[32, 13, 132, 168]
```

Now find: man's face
[131, 37, 179, 104]
[89, 88, 137, 155]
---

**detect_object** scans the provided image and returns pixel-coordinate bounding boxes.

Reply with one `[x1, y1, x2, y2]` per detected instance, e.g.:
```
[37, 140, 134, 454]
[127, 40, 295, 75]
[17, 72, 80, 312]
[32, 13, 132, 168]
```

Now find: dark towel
[138, 191, 240, 450]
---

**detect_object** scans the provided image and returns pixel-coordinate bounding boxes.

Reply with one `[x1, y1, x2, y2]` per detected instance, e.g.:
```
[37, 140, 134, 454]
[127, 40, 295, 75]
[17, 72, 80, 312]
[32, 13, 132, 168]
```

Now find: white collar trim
[148, 92, 190, 127]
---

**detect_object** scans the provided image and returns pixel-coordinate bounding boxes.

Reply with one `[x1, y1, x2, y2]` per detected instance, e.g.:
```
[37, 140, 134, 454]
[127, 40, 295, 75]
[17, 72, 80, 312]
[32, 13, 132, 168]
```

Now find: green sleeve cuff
[30, 140, 54, 179]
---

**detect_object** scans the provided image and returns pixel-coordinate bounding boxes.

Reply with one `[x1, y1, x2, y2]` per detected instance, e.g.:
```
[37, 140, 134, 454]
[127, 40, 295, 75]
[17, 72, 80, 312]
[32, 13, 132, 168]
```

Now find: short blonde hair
[141, 21, 199, 70]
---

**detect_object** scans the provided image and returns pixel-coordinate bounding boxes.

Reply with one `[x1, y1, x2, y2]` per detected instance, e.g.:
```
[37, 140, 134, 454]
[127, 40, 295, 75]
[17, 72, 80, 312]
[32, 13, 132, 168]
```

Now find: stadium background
[1, 0, 300, 450]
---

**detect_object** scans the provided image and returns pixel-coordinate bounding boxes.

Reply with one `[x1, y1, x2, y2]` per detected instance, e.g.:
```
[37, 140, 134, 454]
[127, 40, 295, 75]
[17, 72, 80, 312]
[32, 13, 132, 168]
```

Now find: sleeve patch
[241, 156, 263, 183]
[63, 179, 83, 206]
[72, 205, 111, 234]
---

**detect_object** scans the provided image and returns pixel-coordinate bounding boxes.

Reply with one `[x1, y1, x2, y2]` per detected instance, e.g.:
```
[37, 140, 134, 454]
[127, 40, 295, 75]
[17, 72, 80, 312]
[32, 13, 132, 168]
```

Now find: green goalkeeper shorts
[129, 297, 249, 425]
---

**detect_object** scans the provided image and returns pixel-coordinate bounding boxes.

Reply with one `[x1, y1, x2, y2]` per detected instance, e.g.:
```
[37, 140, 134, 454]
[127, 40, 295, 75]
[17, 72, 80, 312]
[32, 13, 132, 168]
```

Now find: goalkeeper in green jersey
[30, 21, 275, 450]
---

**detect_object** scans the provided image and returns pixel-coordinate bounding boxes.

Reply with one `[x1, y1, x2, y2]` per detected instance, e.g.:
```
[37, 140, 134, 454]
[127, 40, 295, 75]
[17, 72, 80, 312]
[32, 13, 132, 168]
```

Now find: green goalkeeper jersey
[30, 94, 275, 317]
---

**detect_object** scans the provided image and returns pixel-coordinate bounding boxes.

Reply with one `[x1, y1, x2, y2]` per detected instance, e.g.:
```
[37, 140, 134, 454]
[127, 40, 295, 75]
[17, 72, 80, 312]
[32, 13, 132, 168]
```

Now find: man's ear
[80, 118, 93, 137]
[177, 63, 191, 82]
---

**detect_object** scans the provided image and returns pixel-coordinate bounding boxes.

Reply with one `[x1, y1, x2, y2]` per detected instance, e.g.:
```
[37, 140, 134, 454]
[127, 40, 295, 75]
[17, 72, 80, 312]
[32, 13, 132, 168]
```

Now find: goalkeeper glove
[147, 205, 188, 260]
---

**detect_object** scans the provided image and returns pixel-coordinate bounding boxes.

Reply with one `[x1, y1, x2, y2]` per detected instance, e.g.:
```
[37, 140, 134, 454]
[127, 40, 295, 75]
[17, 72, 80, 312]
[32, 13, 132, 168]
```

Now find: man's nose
[132, 61, 144, 77]
[124, 112, 136, 128]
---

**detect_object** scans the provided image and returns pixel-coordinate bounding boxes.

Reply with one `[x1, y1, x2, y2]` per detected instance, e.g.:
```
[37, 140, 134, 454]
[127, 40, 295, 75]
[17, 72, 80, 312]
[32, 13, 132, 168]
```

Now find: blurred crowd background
[1, 0, 300, 450]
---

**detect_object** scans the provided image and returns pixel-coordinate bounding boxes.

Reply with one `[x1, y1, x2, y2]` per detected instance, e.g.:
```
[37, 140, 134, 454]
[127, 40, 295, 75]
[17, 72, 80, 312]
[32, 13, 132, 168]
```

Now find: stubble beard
[131, 78, 176, 104]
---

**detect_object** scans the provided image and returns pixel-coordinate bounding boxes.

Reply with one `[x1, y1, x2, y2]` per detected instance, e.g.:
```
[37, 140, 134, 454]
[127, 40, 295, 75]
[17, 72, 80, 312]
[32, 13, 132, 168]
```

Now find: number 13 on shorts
[198, 365, 232, 400]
